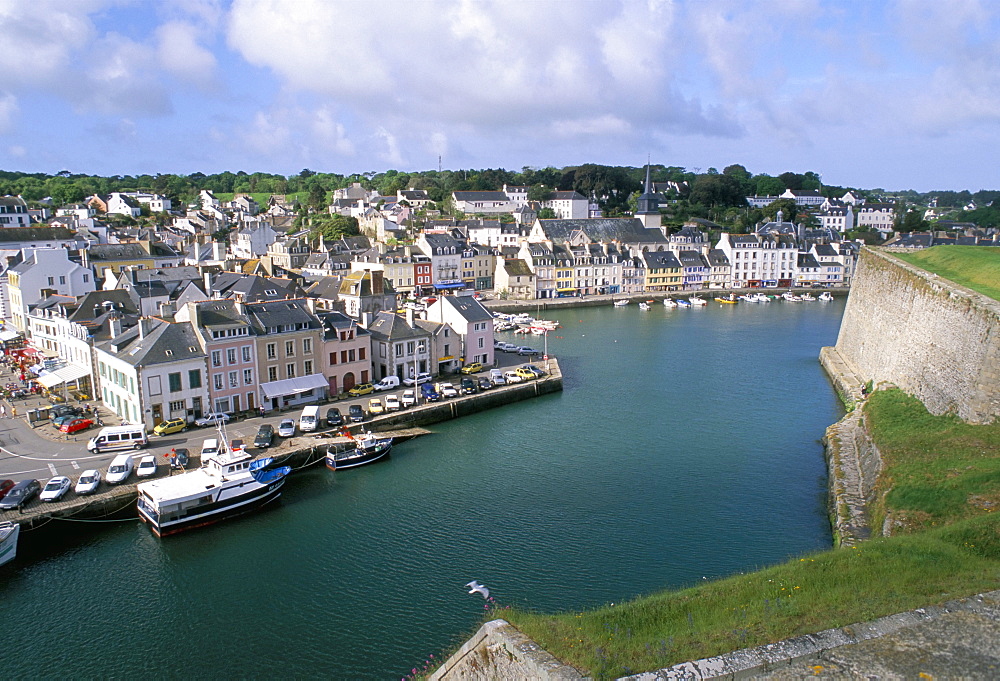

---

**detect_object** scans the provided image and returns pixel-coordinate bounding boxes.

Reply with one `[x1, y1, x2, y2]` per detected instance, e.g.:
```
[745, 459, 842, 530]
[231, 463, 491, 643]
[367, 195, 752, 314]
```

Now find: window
[229, 371, 239, 388]
[348, 349, 356, 362]
[242, 345, 252, 362]
[188, 369, 202, 389]
[243, 368, 253, 385]
[303, 338, 312, 354]
[212, 350, 222, 367]
[359, 347, 366, 360]
[148, 375, 162, 396]
[286, 363, 295, 379]
[59, 276, 66, 285]
[83, 274, 89, 283]
[266, 343, 276, 359]
[329, 352, 338, 365]
[477, 337, 484, 348]
[227, 348, 237, 364]
[285, 340, 294, 357]
[268, 366, 278, 382]
[47, 276, 54, 285]
[214, 374, 223, 390]
[168, 373, 182, 392]
[304, 360, 313, 375]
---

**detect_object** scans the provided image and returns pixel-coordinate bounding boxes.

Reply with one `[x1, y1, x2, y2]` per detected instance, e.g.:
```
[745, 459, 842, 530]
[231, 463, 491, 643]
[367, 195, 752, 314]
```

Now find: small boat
[613, 299, 629, 307]
[715, 294, 738, 304]
[689, 296, 707, 306]
[676, 298, 691, 308]
[662, 298, 677, 308]
[0, 520, 19, 567]
[800, 292, 816, 302]
[782, 292, 802, 302]
[818, 291, 834, 302]
[137, 437, 292, 537]
[638, 302, 651, 311]
[326, 431, 393, 470]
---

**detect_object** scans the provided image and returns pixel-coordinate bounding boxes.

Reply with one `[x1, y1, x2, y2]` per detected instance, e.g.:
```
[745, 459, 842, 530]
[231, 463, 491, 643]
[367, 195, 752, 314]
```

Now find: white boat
[676, 298, 691, 308]
[638, 302, 651, 311]
[613, 299, 629, 307]
[818, 291, 834, 302]
[662, 298, 677, 308]
[689, 296, 707, 306]
[782, 292, 802, 302]
[800, 292, 816, 302]
[0, 520, 19, 567]
[137, 437, 292, 537]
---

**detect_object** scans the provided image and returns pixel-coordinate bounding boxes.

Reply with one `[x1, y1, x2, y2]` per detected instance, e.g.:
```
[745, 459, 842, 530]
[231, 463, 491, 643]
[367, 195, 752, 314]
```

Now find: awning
[0, 329, 19, 342]
[434, 282, 465, 289]
[260, 373, 328, 400]
[557, 287, 577, 292]
[37, 364, 90, 389]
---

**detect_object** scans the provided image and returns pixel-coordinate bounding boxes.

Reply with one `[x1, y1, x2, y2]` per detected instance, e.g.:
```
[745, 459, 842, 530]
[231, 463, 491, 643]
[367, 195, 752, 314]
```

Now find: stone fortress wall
[833, 247, 1000, 424]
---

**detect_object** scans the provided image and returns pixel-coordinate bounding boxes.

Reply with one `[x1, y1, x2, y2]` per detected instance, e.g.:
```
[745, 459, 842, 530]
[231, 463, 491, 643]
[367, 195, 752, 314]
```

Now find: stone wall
[834, 248, 1000, 424]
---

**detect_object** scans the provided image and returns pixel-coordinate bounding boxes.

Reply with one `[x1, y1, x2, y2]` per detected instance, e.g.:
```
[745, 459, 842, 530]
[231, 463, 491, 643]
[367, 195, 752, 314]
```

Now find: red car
[59, 417, 94, 434]
[0, 479, 14, 500]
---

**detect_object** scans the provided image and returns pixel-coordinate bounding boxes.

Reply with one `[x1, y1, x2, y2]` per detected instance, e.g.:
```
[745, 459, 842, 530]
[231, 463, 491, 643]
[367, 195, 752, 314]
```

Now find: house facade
[245, 299, 326, 411]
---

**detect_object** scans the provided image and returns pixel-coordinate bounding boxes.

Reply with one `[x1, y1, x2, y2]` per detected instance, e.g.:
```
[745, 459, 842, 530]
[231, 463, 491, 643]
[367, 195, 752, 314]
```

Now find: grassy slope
[212, 191, 308, 207]
[499, 390, 1000, 679]
[893, 245, 1000, 301]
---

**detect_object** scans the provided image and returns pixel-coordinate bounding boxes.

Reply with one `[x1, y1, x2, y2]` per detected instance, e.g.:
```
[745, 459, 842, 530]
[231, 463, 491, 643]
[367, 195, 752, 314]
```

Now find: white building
[6, 248, 95, 332]
[0, 196, 31, 227]
[715, 232, 798, 288]
[856, 203, 897, 234]
[425, 295, 495, 368]
[106, 192, 142, 217]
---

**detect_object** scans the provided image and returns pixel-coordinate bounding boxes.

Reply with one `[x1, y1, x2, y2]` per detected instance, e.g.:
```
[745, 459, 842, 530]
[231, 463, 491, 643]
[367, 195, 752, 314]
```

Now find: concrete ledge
[430, 619, 587, 681]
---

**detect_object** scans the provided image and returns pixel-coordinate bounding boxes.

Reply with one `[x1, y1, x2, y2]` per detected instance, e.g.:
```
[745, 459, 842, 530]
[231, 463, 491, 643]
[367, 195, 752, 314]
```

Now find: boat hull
[138, 479, 285, 537]
[0, 521, 19, 567]
[325, 440, 392, 470]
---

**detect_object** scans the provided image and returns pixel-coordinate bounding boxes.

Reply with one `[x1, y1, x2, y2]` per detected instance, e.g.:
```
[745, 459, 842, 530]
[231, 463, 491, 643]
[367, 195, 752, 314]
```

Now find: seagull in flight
[466, 580, 490, 599]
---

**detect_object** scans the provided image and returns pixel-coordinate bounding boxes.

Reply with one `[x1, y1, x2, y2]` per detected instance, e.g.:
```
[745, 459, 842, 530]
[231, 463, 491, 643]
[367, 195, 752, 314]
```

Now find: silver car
[75, 470, 102, 495]
[40, 476, 72, 502]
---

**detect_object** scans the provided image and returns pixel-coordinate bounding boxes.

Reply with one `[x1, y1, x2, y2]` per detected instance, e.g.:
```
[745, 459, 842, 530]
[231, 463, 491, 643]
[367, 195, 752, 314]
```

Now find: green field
[893, 245, 1000, 301]
[493, 390, 1000, 678]
[212, 191, 308, 207]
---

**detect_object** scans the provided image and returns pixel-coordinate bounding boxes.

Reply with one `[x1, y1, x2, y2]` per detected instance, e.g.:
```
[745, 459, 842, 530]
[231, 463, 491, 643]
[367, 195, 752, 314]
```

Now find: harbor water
[1, 299, 846, 679]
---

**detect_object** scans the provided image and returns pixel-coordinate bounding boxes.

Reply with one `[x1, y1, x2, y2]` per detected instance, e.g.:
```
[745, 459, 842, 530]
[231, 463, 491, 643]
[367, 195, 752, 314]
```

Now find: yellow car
[153, 417, 188, 435]
[460, 362, 484, 375]
[514, 367, 536, 380]
[348, 383, 374, 396]
[367, 398, 384, 415]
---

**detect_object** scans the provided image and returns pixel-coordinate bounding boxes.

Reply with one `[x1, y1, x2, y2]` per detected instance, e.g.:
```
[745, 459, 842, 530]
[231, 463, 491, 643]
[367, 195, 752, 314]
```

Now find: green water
[1, 299, 846, 679]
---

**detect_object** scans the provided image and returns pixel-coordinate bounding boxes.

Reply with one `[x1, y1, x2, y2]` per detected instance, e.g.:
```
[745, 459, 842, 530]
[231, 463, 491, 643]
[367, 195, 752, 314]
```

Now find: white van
[489, 369, 506, 386]
[105, 454, 135, 484]
[299, 405, 320, 432]
[87, 425, 148, 453]
[373, 375, 400, 391]
[201, 438, 220, 459]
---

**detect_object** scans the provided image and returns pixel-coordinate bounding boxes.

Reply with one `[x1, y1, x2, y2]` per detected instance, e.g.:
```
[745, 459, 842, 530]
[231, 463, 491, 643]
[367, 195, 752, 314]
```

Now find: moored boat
[613, 299, 629, 307]
[800, 292, 816, 301]
[676, 298, 691, 308]
[0, 520, 19, 567]
[782, 292, 802, 302]
[326, 431, 393, 470]
[818, 291, 834, 302]
[689, 295, 707, 306]
[638, 302, 651, 310]
[714, 294, 738, 304]
[136, 439, 291, 537]
[662, 298, 677, 308]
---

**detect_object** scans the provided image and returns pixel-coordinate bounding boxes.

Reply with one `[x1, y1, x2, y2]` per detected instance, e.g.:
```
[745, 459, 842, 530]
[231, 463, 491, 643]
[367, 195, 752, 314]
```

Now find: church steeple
[635, 161, 661, 232]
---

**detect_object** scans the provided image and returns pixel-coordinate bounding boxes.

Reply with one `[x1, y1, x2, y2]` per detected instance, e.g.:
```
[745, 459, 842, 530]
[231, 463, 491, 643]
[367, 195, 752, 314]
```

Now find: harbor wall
[832, 247, 1000, 424]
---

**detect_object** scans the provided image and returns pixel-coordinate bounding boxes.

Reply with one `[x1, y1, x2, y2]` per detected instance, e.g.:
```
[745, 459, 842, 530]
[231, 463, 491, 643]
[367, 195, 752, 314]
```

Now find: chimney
[359, 312, 372, 329]
[234, 300, 245, 317]
[203, 270, 213, 295]
[193, 241, 201, 263]
[405, 308, 415, 327]
[138, 317, 154, 339]
[371, 270, 384, 295]
[304, 297, 316, 314]
[108, 312, 123, 339]
[159, 301, 176, 319]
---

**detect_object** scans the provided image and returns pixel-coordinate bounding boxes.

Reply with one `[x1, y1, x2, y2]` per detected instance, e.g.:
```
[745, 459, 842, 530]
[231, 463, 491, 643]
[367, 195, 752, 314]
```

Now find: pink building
[319, 311, 371, 394]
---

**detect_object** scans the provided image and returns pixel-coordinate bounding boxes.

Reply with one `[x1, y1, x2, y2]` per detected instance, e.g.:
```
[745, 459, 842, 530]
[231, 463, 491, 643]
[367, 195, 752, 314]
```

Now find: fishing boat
[818, 291, 834, 302]
[638, 302, 651, 310]
[613, 299, 629, 307]
[714, 294, 738, 304]
[676, 298, 691, 308]
[800, 292, 816, 302]
[662, 298, 677, 308]
[326, 431, 393, 470]
[136, 437, 291, 537]
[689, 295, 707, 306]
[782, 292, 802, 302]
[0, 520, 19, 567]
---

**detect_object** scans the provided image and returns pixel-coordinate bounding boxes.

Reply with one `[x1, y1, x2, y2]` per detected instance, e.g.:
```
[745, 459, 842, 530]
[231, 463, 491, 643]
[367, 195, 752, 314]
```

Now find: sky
[1, 0, 998, 192]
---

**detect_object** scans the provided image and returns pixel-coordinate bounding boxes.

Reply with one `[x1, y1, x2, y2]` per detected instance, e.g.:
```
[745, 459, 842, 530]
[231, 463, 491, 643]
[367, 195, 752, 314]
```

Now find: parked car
[348, 383, 374, 397]
[39, 476, 72, 502]
[368, 398, 385, 415]
[348, 404, 366, 422]
[384, 394, 401, 411]
[136, 456, 158, 478]
[403, 372, 433, 387]
[489, 369, 506, 386]
[74, 470, 101, 495]
[460, 377, 478, 394]
[503, 370, 524, 384]
[373, 376, 401, 391]
[153, 417, 188, 436]
[420, 383, 440, 402]
[254, 424, 274, 448]
[0, 479, 40, 510]
[326, 407, 344, 428]
[521, 364, 547, 378]
[277, 419, 296, 437]
[514, 367, 536, 381]
[436, 382, 458, 398]
[195, 412, 231, 427]
[0, 479, 14, 500]
[60, 417, 94, 434]
[52, 414, 79, 428]
[477, 377, 492, 391]
[516, 346, 538, 356]
[49, 405, 83, 420]
[400, 390, 417, 408]
[460, 362, 484, 375]
[496, 342, 518, 352]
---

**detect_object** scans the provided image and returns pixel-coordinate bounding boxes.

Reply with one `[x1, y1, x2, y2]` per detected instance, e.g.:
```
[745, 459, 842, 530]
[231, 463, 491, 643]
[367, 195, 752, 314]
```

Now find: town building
[318, 310, 371, 395]
[7, 248, 95, 333]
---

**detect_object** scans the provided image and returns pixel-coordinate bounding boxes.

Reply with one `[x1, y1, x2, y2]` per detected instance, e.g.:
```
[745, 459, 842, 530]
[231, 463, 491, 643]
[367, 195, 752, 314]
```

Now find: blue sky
[1, 0, 998, 192]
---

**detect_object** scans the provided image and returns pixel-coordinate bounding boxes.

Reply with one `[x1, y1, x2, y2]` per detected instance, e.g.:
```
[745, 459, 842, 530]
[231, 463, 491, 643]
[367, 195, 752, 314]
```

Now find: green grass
[212, 191, 308, 207]
[893, 245, 1000, 301]
[485, 388, 1000, 678]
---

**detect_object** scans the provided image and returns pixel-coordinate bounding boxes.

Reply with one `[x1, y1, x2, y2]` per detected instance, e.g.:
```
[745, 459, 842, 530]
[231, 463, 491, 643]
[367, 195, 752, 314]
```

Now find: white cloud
[0, 92, 18, 133]
[156, 21, 218, 87]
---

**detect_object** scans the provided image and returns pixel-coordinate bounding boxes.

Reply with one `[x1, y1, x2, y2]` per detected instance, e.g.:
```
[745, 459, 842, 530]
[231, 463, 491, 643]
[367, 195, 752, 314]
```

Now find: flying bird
[466, 580, 490, 599]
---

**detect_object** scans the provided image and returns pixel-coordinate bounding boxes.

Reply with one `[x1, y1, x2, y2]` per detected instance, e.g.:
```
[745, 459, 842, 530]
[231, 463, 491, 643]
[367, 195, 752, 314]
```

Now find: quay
[5, 359, 563, 534]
